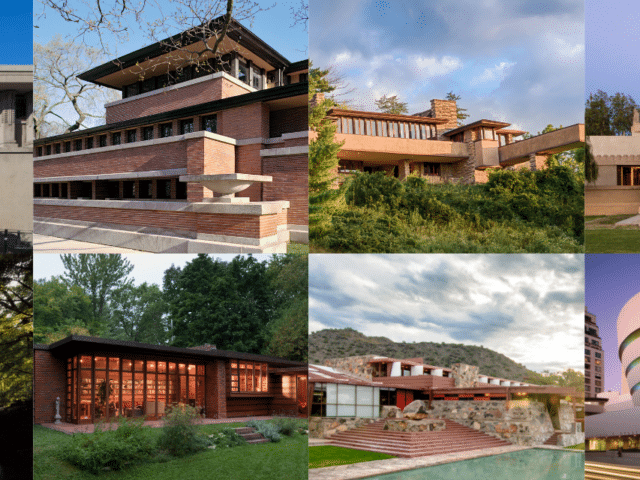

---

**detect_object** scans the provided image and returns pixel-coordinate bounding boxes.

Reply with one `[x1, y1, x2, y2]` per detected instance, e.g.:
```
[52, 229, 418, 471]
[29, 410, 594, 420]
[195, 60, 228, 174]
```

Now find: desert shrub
[208, 429, 246, 448]
[60, 418, 155, 473]
[273, 417, 298, 437]
[246, 420, 282, 442]
[157, 404, 208, 456]
[344, 171, 404, 209]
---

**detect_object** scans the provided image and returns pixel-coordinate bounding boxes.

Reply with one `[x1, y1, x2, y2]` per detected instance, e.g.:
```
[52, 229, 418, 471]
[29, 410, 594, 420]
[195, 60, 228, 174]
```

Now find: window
[125, 83, 139, 98]
[64, 141, 71, 153]
[141, 77, 155, 93]
[595, 352, 601, 358]
[74, 139, 82, 151]
[201, 115, 217, 133]
[299, 73, 308, 82]
[251, 66, 262, 89]
[157, 179, 172, 199]
[99, 135, 107, 147]
[112, 132, 121, 145]
[55, 143, 61, 154]
[425, 163, 441, 176]
[160, 123, 173, 138]
[238, 60, 248, 84]
[46, 145, 51, 155]
[15, 94, 26, 119]
[127, 129, 137, 143]
[37, 146, 42, 156]
[180, 119, 194, 134]
[230, 361, 268, 393]
[617, 166, 640, 186]
[143, 126, 154, 141]
[585, 349, 591, 355]
[86, 137, 94, 149]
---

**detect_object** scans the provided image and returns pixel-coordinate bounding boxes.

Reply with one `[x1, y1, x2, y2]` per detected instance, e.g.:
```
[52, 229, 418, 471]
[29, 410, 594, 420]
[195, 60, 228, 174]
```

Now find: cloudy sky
[586, 0, 640, 102]
[585, 255, 640, 394]
[310, 0, 584, 134]
[310, 254, 584, 373]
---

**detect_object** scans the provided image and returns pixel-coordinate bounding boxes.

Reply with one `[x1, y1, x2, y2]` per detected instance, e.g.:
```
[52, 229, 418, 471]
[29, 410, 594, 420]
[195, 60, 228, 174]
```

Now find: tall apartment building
[33, 18, 308, 252]
[585, 309, 604, 397]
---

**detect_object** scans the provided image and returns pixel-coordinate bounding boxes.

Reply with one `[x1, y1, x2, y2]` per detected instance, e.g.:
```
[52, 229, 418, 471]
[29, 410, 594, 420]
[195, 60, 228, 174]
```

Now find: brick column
[398, 159, 411, 180]
[529, 153, 537, 171]
[205, 360, 227, 419]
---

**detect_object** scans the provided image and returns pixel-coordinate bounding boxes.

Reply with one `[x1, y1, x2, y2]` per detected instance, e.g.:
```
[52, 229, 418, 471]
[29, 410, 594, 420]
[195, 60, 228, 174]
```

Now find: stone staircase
[326, 418, 512, 458]
[585, 462, 640, 479]
[235, 426, 269, 444]
[543, 431, 560, 446]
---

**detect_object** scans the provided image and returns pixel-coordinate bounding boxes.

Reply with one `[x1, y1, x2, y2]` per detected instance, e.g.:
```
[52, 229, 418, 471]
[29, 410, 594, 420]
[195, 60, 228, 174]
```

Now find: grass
[287, 242, 309, 254]
[309, 446, 395, 469]
[35, 420, 308, 480]
[585, 214, 637, 226]
[565, 443, 585, 450]
[586, 229, 640, 253]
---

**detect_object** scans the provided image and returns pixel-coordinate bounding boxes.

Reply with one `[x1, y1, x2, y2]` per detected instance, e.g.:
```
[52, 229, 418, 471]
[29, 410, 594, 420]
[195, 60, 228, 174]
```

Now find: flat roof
[327, 108, 449, 124]
[443, 119, 512, 137]
[36, 335, 306, 367]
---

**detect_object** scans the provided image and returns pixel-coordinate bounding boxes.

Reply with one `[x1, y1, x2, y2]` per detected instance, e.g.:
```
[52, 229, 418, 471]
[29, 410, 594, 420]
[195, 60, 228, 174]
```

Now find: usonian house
[33, 18, 308, 253]
[34, 336, 308, 425]
[325, 98, 584, 184]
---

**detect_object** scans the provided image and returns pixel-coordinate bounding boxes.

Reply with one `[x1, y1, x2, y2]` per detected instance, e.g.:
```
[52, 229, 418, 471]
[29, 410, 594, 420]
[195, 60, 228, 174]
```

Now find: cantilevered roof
[78, 17, 293, 88]
[443, 119, 512, 137]
[309, 364, 381, 387]
[36, 335, 306, 367]
[327, 108, 450, 124]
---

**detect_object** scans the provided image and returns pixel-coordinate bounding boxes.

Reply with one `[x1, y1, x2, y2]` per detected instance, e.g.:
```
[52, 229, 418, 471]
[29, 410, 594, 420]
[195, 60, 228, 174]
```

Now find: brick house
[33, 18, 308, 252]
[326, 99, 584, 184]
[34, 336, 307, 425]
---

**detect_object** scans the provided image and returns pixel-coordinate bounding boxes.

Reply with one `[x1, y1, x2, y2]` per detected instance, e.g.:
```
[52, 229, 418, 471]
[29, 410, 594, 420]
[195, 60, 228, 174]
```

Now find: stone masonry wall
[451, 363, 479, 387]
[309, 417, 376, 439]
[323, 355, 377, 381]
[430, 399, 554, 446]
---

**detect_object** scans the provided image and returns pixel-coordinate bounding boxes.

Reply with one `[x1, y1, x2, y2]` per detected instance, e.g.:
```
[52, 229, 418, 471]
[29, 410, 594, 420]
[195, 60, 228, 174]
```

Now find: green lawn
[309, 446, 395, 469]
[586, 229, 640, 253]
[287, 242, 309, 254]
[565, 443, 585, 450]
[35, 422, 308, 480]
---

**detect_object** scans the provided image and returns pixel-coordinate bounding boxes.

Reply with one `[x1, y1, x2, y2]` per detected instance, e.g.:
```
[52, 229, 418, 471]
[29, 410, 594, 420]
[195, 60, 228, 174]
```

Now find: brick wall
[269, 106, 308, 137]
[220, 102, 269, 140]
[262, 153, 308, 225]
[34, 349, 66, 424]
[205, 359, 227, 419]
[106, 76, 251, 124]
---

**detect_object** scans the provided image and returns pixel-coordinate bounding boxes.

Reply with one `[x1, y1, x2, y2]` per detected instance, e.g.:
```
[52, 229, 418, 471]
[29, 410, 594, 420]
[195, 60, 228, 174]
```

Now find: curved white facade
[618, 293, 640, 406]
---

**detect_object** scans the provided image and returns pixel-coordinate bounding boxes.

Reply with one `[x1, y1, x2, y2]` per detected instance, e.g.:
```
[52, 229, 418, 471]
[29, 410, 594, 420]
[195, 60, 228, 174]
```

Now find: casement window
[64, 141, 71, 153]
[252, 66, 262, 89]
[99, 135, 107, 147]
[201, 115, 217, 133]
[238, 60, 249, 84]
[617, 166, 640, 186]
[37, 146, 42, 156]
[112, 132, 122, 145]
[180, 119, 194, 134]
[143, 126, 154, 141]
[230, 361, 268, 393]
[160, 123, 173, 138]
[86, 137, 94, 149]
[54, 143, 61, 154]
[74, 139, 82, 151]
[425, 163, 441, 176]
[127, 130, 137, 143]
[46, 145, 52, 155]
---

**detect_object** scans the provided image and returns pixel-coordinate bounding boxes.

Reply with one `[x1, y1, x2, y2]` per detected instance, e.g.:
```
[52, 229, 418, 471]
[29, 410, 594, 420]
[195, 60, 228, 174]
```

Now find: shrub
[60, 418, 155, 473]
[273, 417, 298, 436]
[157, 404, 208, 456]
[246, 420, 282, 442]
[208, 429, 246, 448]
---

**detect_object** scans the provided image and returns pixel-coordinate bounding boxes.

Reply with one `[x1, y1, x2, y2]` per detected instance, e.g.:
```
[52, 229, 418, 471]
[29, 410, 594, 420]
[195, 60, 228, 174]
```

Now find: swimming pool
[362, 449, 585, 480]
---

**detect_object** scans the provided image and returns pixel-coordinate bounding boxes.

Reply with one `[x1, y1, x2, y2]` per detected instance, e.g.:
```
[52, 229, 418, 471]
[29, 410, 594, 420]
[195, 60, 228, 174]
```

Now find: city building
[34, 336, 307, 425]
[585, 309, 605, 398]
[33, 18, 308, 252]
[586, 292, 640, 456]
[325, 99, 584, 184]
[0, 65, 33, 251]
[585, 109, 640, 215]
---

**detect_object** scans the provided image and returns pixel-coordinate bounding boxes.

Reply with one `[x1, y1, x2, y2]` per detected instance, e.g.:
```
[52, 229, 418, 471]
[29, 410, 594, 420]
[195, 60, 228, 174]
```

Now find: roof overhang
[0, 65, 32, 92]
[328, 108, 448, 125]
[443, 119, 512, 137]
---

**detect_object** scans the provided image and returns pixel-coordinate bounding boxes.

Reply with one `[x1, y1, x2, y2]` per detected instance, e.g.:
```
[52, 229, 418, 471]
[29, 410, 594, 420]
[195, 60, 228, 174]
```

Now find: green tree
[61, 254, 134, 334]
[0, 254, 33, 408]
[585, 90, 637, 136]
[109, 283, 169, 344]
[583, 140, 599, 184]
[309, 65, 343, 195]
[375, 94, 408, 114]
[446, 91, 469, 125]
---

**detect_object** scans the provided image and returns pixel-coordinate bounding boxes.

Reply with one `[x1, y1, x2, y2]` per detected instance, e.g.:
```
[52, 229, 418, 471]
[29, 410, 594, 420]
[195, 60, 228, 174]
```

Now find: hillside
[309, 328, 536, 382]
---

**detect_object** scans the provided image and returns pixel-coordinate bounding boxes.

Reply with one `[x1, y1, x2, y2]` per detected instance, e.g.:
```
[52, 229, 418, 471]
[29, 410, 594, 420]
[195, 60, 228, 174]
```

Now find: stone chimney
[451, 363, 479, 388]
[188, 344, 217, 351]
[414, 99, 459, 139]
[310, 92, 325, 109]
[632, 108, 640, 136]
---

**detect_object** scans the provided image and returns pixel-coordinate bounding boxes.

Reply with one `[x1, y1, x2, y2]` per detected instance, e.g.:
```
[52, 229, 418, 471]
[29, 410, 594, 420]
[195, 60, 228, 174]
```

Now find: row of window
[617, 165, 640, 186]
[230, 361, 268, 393]
[335, 116, 438, 140]
[36, 115, 217, 157]
[35, 178, 188, 201]
[449, 127, 500, 143]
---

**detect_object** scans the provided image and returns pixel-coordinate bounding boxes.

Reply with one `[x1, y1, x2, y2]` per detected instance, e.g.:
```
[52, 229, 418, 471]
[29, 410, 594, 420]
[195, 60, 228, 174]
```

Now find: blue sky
[0, 3, 32, 64]
[585, 255, 640, 395]
[35, 0, 307, 63]
[309, 254, 584, 373]
[586, 0, 640, 102]
[310, 0, 584, 134]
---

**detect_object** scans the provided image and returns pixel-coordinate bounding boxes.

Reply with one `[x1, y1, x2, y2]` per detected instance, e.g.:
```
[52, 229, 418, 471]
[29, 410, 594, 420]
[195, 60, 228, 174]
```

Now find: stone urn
[179, 174, 273, 203]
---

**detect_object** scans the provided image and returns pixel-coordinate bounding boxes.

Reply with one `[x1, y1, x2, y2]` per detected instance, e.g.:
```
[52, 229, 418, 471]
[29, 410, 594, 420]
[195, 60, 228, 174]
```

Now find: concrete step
[585, 462, 640, 480]
[234, 426, 269, 444]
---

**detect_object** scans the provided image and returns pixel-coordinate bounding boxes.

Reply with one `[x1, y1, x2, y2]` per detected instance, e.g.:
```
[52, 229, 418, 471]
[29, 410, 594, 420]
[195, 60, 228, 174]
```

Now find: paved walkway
[616, 214, 640, 226]
[42, 416, 276, 435]
[33, 234, 143, 253]
[308, 445, 531, 480]
[586, 451, 640, 469]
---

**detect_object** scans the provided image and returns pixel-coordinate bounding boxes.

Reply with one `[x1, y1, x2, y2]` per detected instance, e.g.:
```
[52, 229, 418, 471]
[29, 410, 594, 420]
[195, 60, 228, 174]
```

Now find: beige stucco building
[0, 65, 33, 238]
[585, 109, 640, 215]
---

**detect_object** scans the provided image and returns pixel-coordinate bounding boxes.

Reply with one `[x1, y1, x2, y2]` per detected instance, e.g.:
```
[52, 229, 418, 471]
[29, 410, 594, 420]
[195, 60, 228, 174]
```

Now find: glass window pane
[134, 360, 144, 372]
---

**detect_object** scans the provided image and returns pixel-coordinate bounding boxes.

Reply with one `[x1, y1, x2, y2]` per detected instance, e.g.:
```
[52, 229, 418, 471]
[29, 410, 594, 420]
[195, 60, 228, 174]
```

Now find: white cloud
[410, 55, 463, 77]
[471, 61, 516, 86]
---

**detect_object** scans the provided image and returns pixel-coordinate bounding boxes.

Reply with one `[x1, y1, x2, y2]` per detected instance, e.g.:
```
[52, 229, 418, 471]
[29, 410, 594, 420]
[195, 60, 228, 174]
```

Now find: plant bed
[309, 446, 395, 469]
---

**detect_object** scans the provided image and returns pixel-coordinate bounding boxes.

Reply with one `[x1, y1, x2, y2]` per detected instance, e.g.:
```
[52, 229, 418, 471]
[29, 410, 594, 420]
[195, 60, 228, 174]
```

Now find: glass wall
[66, 354, 205, 423]
[311, 383, 380, 418]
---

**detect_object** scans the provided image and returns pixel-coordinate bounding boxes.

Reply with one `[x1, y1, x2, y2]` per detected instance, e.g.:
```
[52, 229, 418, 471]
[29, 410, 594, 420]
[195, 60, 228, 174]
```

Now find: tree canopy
[375, 94, 408, 115]
[585, 90, 638, 136]
[445, 91, 469, 125]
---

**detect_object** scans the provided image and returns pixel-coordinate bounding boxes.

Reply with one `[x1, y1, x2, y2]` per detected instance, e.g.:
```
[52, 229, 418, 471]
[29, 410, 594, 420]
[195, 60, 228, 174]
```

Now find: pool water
[363, 449, 585, 480]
